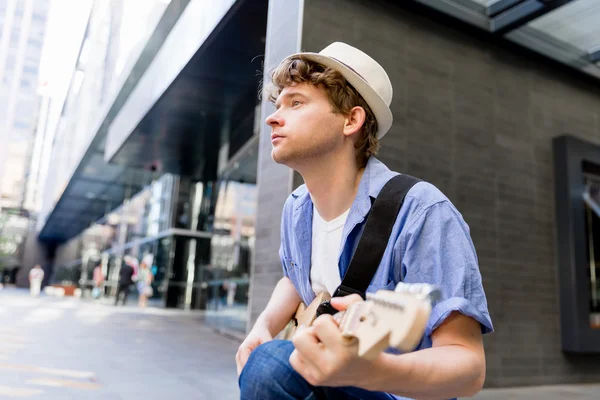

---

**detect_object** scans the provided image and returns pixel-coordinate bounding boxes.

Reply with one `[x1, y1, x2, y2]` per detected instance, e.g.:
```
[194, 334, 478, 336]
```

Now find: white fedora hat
[282, 42, 393, 139]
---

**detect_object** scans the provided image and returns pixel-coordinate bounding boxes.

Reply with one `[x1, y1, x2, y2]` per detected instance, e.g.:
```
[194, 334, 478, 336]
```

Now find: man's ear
[343, 106, 366, 138]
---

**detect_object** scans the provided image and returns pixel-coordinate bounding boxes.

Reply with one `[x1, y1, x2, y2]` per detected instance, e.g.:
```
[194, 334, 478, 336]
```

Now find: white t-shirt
[310, 206, 350, 296]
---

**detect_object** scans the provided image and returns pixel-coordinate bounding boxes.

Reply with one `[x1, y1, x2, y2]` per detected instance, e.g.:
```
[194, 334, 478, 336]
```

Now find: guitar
[282, 283, 441, 360]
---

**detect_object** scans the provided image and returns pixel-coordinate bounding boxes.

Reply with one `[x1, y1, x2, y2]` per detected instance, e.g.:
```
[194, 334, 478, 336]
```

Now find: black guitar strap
[316, 173, 421, 316]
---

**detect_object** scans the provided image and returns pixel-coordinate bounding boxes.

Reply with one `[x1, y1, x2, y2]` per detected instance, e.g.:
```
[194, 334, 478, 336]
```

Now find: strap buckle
[315, 286, 367, 318]
[315, 300, 337, 317]
[332, 285, 366, 299]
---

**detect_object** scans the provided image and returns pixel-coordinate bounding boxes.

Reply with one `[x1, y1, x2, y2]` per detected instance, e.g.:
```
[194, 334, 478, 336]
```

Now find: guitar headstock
[337, 283, 441, 360]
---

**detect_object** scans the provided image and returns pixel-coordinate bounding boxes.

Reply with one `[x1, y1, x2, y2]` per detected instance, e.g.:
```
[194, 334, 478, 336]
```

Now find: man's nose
[265, 109, 283, 127]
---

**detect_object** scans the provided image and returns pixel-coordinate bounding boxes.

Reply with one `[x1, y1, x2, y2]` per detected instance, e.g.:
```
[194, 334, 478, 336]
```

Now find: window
[5, 54, 15, 70]
[13, 121, 29, 130]
[14, 1, 23, 17]
[15, 101, 34, 116]
[22, 65, 37, 75]
[10, 29, 20, 45]
[27, 38, 41, 48]
[554, 135, 600, 353]
[24, 50, 40, 64]
[31, 12, 45, 23]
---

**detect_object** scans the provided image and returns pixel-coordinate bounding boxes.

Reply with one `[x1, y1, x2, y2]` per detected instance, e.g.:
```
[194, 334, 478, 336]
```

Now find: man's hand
[329, 294, 363, 313]
[235, 324, 273, 376]
[289, 294, 370, 387]
[236, 277, 303, 376]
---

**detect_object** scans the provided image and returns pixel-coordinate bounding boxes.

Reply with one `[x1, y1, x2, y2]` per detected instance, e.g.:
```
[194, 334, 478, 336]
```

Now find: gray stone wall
[301, 0, 600, 388]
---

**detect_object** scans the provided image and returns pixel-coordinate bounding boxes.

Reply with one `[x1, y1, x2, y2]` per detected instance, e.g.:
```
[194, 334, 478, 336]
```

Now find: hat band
[329, 56, 368, 83]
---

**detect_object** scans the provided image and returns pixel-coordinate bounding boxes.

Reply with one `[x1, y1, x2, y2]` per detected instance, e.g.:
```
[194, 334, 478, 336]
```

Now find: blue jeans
[239, 340, 395, 400]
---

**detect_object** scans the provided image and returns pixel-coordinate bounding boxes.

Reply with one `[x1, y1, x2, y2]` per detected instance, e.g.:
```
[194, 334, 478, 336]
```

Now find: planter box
[50, 284, 77, 296]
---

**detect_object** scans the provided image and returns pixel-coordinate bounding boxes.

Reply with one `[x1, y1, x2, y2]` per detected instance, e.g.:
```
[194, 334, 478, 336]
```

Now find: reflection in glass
[582, 182, 600, 328]
[52, 174, 177, 298]
[203, 180, 257, 333]
[165, 236, 210, 310]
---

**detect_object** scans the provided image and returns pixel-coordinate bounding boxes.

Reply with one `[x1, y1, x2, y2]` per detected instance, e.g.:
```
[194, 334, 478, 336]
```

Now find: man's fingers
[312, 314, 343, 348]
[330, 294, 363, 311]
[292, 327, 324, 367]
[238, 346, 252, 365]
[289, 349, 306, 371]
[236, 357, 242, 376]
[289, 349, 321, 385]
[235, 345, 252, 375]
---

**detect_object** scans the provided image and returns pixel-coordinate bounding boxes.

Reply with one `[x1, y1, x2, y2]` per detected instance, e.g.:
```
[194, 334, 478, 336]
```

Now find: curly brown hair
[263, 56, 379, 168]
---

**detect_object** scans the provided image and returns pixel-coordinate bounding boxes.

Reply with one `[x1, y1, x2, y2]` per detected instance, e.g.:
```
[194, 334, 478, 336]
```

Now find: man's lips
[271, 133, 284, 141]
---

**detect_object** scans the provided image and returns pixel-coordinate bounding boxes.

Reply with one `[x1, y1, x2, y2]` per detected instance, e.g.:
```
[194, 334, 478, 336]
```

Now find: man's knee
[240, 340, 294, 384]
[239, 340, 311, 399]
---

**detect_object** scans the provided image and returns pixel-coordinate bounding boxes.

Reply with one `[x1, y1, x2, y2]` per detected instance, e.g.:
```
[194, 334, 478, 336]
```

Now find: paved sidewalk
[0, 289, 240, 399]
[474, 384, 600, 399]
[1, 288, 597, 399]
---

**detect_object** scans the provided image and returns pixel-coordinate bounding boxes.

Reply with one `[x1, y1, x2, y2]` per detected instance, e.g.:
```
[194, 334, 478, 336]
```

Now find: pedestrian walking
[92, 264, 104, 299]
[137, 257, 154, 308]
[115, 257, 135, 306]
[28, 264, 44, 297]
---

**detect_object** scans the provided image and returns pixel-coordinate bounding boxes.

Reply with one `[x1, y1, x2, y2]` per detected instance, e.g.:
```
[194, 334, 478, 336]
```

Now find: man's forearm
[364, 345, 485, 400]
[253, 277, 302, 337]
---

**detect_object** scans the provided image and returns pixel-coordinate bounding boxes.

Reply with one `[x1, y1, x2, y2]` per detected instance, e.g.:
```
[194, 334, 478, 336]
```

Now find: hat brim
[282, 52, 393, 139]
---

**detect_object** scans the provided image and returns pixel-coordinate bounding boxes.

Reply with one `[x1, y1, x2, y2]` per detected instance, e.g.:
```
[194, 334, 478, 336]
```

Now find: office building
[0, 0, 50, 211]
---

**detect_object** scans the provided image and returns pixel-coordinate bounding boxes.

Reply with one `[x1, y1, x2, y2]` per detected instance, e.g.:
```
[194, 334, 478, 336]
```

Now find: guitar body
[283, 292, 331, 340]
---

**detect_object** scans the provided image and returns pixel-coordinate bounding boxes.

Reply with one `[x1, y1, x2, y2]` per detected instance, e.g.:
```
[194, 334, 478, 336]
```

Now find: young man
[236, 42, 493, 399]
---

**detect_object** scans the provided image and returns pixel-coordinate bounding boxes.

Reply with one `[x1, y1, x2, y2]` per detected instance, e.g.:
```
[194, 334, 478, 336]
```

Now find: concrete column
[247, 0, 304, 331]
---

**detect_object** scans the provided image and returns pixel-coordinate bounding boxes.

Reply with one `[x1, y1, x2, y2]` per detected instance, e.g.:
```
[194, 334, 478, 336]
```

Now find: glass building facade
[51, 164, 257, 332]
[32, 0, 263, 334]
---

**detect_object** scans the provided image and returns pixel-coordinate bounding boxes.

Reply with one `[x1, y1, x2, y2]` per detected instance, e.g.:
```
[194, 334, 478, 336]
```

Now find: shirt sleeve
[279, 195, 294, 279]
[280, 245, 290, 278]
[400, 201, 494, 336]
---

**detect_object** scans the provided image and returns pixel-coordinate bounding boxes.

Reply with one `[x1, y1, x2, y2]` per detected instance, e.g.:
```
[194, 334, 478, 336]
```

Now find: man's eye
[292, 100, 301, 107]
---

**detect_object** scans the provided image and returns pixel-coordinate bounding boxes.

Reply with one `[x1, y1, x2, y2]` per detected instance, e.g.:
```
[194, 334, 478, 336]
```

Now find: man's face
[266, 83, 345, 169]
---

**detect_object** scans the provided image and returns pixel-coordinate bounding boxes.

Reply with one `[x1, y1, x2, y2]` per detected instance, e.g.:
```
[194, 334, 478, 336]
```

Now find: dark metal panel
[491, 0, 574, 35]
[415, 0, 490, 30]
[487, 0, 524, 16]
[553, 135, 600, 353]
[67, 181, 110, 198]
[441, 0, 487, 14]
[590, 48, 600, 64]
[506, 25, 592, 70]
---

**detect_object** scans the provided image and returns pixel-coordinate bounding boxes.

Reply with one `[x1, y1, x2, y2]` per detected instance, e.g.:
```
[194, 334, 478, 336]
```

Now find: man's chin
[271, 149, 289, 166]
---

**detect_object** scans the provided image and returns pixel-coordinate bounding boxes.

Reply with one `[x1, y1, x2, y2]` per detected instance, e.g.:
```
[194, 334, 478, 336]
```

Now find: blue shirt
[279, 157, 494, 398]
